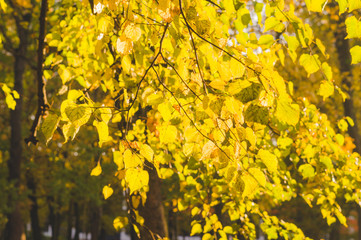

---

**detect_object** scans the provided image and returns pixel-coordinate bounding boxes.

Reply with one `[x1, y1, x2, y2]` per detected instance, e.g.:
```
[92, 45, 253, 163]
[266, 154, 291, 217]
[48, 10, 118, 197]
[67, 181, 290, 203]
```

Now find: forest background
[1, 0, 361, 239]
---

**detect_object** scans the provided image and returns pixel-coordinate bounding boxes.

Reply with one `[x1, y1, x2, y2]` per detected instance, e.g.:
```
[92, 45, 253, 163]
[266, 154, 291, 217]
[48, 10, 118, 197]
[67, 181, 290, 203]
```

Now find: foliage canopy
[2, 0, 361, 239]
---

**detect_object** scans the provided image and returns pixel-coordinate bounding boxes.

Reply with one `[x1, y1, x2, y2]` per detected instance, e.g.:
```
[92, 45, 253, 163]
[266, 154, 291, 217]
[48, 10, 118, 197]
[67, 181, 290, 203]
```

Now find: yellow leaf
[305, 0, 327, 12]
[93, 120, 111, 147]
[124, 23, 141, 41]
[318, 80, 334, 100]
[121, 55, 132, 74]
[210, 80, 226, 91]
[190, 223, 202, 236]
[350, 45, 361, 64]
[123, 149, 143, 168]
[321, 62, 333, 81]
[102, 185, 114, 199]
[158, 101, 173, 121]
[276, 97, 300, 126]
[201, 141, 217, 160]
[241, 168, 266, 198]
[159, 125, 177, 143]
[257, 149, 278, 173]
[113, 151, 124, 170]
[91, 162, 102, 176]
[116, 36, 133, 55]
[125, 168, 149, 194]
[113, 216, 129, 230]
[140, 144, 154, 162]
[345, 16, 361, 39]
[158, 0, 173, 23]
[245, 127, 256, 147]
[299, 54, 321, 76]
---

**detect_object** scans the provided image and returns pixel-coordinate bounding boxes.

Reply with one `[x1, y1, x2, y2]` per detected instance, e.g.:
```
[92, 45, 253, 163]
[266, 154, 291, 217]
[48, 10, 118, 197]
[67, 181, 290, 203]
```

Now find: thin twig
[179, 0, 208, 94]
[160, 53, 201, 100]
[152, 66, 232, 161]
[124, 23, 169, 135]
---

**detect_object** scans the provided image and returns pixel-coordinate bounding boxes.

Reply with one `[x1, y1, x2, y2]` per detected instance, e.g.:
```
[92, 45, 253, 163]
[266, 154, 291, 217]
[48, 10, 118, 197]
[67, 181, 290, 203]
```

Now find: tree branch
[25, 0, 48, 145]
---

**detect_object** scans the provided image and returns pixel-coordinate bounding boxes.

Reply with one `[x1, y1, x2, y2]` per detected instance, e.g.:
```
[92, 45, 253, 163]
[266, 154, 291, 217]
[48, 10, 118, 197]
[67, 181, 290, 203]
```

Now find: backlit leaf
[350, 45, 361, 64]
[257, 149, 278, 173]
[299, 54, 321, 76]
[140, 144, 154, 162]
[276, 98, 300, 126]
[91, 162, 102, 176]
[345, 16, 361, 39]
[190, 223, 202, 236]
[102, 185, 114, 199]
[318, 80, 334, 100]
[125, 168, 149, 194]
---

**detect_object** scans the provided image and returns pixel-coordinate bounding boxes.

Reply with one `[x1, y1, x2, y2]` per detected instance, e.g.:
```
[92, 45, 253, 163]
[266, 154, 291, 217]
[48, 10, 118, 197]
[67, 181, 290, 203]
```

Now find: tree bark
[5, 19, 29, 240]
[138, 161, 168, 239]
[26, 170, 42, 240]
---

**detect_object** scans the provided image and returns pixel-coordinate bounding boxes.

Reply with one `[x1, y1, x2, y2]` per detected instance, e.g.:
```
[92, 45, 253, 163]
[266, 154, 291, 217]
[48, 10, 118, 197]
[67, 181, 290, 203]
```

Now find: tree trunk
[26, 170, 42, 240]
[66, 202, 73, 240]
[334, 13, 361, 240]
[89, 204, 101, 240]
[5, 20, 28, 240]
[138, 161, 168, 239]
[74, 202, 80, 240]
[48, 196, 61, 240]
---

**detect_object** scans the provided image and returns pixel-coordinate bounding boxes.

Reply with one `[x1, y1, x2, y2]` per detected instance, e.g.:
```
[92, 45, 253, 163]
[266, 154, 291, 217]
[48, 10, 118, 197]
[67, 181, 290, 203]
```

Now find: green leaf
[299, 54, 321, 76]
[350, 45, 361, 64]
[40, 113, 60, 144]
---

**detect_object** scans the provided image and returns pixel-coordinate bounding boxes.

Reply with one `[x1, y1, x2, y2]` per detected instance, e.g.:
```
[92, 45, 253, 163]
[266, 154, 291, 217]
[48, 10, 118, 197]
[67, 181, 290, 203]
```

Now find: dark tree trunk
[67, 202, 73, 240]
[5, 19, 29, 240]
[26, 170, 42, 240]
[138, 161, 168, 239]
[168, 207, 178, 240]
[48, 196, 61, 240]
[74, 202, 80, 240]
[89, 204, 101, 240]
[334, 13, 361, 240]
